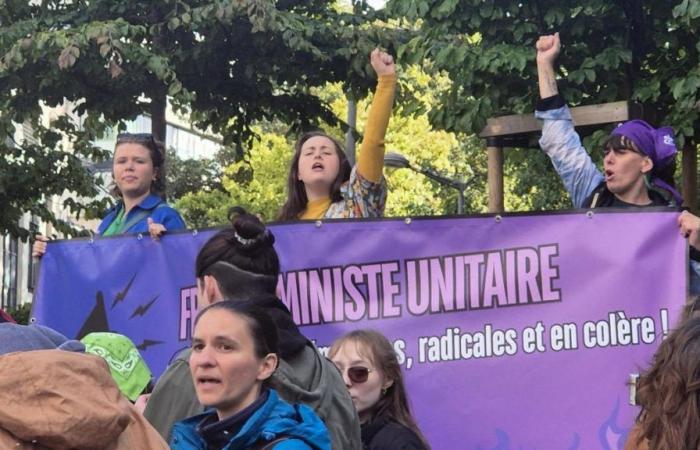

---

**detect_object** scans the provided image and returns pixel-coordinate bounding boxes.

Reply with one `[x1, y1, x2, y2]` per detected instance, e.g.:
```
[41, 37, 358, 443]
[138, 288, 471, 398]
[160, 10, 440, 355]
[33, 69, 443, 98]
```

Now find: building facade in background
[0, 109, 221, 310]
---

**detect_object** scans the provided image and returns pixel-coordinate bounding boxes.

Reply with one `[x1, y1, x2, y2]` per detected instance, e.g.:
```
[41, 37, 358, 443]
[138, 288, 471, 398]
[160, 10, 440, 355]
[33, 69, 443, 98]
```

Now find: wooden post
[487, 138, 504, 213]
[478, 101, 652, 213]
[683, 141, 697, 212]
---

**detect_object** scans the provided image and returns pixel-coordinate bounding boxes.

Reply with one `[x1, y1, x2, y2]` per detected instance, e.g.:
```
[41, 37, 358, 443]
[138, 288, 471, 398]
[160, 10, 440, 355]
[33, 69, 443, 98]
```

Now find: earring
[381, 388, 387, 396]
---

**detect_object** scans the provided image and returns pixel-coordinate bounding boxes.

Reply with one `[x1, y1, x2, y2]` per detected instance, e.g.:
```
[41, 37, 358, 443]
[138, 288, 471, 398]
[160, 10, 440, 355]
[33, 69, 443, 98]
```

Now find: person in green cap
[81, 331, 153, 402]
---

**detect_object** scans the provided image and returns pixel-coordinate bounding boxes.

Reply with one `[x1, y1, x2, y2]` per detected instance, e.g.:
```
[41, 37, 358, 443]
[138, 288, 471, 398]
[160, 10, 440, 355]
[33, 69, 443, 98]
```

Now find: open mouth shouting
[196, 375, 222, 390]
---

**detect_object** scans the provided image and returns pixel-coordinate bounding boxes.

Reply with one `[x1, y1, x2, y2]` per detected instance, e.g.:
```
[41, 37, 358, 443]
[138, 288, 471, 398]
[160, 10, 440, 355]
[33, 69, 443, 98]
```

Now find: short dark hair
[195, 300, 279, 360]
[111, 133, 166, 198]
[604, 133, 677, 190]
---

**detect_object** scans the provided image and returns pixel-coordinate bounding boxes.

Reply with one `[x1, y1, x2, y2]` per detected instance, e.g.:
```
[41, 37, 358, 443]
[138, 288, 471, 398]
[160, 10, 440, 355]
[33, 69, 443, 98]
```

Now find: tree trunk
[150, 87, 168, 198]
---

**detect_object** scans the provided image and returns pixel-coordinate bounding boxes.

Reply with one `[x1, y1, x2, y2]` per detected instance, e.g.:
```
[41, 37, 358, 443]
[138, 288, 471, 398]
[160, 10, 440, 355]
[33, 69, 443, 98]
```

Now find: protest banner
[33, 210, 686, 448]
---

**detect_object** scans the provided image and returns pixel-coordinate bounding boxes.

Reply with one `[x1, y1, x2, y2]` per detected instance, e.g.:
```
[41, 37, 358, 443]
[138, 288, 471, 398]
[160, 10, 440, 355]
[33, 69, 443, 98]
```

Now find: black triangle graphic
[75, 291, 110, 339]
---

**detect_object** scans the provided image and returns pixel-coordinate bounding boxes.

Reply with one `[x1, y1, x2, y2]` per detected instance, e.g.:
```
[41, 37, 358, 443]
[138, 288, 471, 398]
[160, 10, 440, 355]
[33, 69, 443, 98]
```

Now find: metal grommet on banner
[315, 220, 322, 228]
[29, 317, 36, 324]
[494, 215, 502, 223]
[137, 233, 144, 241]
[587, 210, 594, 219]
[88, 230, 95, 244]
[192, 229, 198, 236]
[404, 217, 412, 225]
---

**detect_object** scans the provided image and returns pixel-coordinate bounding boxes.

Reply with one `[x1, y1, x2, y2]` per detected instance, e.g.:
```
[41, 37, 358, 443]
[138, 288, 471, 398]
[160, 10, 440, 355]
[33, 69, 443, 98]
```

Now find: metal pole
[345, 97, 357, 166]
[457, 189, 465, 214]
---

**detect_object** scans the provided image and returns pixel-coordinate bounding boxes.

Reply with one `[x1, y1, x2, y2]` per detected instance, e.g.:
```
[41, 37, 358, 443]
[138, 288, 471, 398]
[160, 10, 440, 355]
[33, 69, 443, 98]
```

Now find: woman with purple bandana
[535, 33, 700, 293]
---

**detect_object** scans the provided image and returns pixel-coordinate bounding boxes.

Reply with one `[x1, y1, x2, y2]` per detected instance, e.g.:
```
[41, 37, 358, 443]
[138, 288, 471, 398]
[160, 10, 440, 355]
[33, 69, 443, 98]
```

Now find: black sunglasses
[346, 366, 373, 384]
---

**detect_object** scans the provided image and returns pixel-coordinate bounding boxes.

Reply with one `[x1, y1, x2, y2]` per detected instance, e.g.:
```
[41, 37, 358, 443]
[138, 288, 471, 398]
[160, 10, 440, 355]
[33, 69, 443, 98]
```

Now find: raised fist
[536, 32, 561, 66]
[370, 48, 395, 77]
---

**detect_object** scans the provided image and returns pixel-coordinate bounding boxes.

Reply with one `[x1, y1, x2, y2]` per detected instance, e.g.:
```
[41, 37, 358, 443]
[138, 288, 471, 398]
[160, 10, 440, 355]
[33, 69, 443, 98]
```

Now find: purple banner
[33, 210, 686, 449]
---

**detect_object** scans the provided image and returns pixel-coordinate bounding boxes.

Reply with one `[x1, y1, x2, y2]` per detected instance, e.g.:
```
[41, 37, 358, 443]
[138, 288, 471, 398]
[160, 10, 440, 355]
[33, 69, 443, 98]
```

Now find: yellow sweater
[299, 74, 396, 220]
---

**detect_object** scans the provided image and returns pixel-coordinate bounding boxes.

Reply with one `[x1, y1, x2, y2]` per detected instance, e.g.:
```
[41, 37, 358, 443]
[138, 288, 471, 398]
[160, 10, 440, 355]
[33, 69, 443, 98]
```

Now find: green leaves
[389, 0, 700, 145]
[383, 0, 700, 210]
[673, 0, 700, 20]
[435, 0, 458, 18]
[0, 0, 400, 236]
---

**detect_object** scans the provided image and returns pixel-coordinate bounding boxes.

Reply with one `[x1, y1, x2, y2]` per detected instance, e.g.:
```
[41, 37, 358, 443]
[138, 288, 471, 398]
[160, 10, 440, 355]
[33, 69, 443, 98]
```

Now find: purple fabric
[611, 120, 677, 168]
[611, 120, 682, 204]
[32, 212, 686, 449]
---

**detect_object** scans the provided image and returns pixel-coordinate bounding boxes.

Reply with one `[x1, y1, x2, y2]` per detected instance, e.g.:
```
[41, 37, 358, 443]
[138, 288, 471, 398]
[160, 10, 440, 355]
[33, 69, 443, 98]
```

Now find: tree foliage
[176, 130, 291, 227]
[0, 0, 399, 237]
[389, 1, 700, 135]
[387, 0, 700, 208]
[176, 64, 495, 222]
[165, 147, 221, 202]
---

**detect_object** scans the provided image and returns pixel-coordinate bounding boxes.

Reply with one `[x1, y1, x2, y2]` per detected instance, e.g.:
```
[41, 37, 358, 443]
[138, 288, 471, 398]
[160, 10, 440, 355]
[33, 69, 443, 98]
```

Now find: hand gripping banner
[33, 210, 687, 449]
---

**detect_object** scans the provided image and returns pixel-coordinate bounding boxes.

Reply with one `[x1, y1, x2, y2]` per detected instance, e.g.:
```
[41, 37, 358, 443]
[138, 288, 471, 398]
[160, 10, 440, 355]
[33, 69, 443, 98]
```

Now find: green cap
[81, 332, 152, 401]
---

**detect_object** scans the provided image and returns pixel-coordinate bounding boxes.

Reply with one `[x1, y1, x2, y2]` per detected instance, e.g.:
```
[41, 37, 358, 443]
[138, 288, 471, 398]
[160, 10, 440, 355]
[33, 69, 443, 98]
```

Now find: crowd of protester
[5, 38, 700, 450]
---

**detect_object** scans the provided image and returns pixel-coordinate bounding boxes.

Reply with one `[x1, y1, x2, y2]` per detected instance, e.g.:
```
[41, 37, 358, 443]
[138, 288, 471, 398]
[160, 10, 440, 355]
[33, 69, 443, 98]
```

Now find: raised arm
[536, 33, 560, 99]
[534, 33, 604, 208]
[356, 48, 397, 183]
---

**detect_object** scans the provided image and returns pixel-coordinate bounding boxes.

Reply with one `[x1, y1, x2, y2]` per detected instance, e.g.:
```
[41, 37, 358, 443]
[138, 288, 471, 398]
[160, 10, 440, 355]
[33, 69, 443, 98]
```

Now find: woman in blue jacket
[97, 132, 184, 237]
[170, 300, 330, 450]
[33, 133, 185, 255]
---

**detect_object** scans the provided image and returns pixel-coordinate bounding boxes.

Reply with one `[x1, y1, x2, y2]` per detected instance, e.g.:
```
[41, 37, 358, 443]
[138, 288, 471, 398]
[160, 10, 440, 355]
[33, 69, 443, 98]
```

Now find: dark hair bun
[227, 206, 275, 252]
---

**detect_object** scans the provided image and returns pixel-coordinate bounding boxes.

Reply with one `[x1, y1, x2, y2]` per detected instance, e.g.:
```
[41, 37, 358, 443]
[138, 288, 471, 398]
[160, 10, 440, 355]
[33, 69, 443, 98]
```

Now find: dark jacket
[583, 181, 674, 208]
[361, 417, 427, 450]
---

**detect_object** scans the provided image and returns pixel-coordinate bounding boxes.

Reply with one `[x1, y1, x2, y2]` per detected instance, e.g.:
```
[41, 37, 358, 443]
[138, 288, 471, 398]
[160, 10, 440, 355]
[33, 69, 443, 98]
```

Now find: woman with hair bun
[329, 329, 429, 450]
[144, 208, 361, 449]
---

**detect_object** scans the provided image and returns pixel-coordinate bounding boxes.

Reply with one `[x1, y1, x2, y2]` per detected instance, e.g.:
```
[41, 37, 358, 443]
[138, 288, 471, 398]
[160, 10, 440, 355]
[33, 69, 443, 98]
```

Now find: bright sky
[367, 0, 387, 8]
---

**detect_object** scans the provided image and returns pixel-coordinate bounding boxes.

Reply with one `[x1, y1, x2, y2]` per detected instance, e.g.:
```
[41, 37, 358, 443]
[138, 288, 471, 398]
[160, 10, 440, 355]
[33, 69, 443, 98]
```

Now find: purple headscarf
[611, 120, 682, 204]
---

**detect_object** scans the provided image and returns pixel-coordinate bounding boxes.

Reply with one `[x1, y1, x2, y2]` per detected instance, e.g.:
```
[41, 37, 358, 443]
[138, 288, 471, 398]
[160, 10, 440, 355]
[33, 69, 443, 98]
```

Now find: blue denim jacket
[536, 104, 700, 294]
[535, 105, 605, 208]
